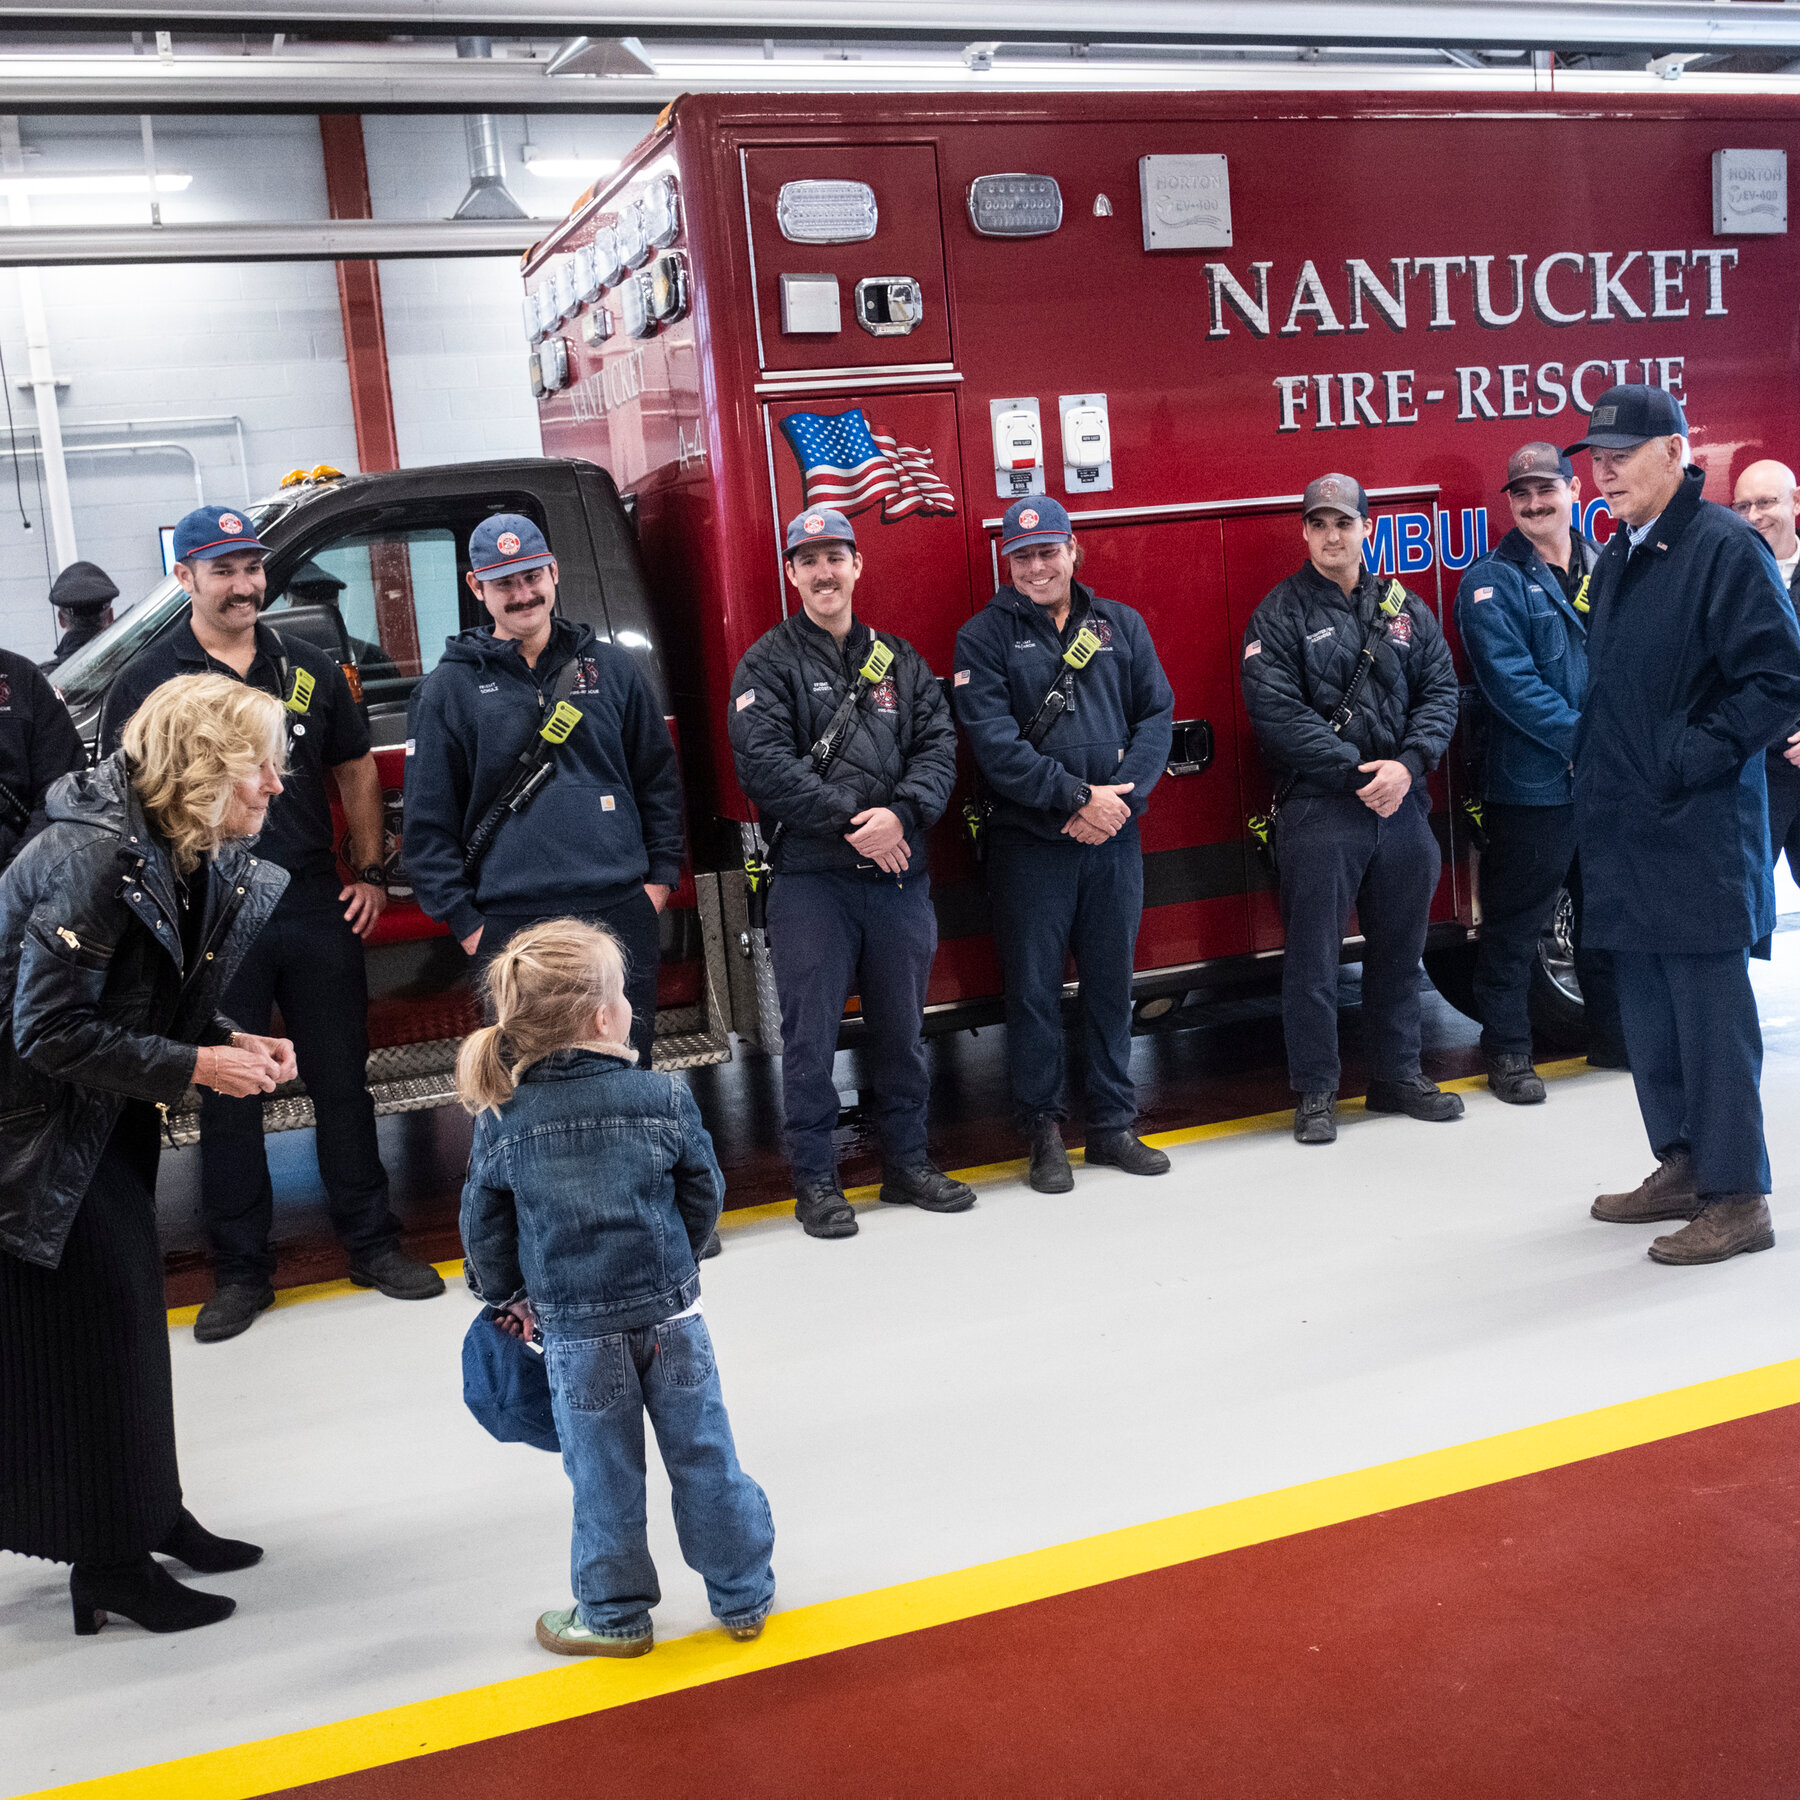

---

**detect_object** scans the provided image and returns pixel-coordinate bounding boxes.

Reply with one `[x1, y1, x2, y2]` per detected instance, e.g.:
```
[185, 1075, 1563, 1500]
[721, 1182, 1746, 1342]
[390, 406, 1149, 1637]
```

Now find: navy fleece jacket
[402, 618, 684, 941]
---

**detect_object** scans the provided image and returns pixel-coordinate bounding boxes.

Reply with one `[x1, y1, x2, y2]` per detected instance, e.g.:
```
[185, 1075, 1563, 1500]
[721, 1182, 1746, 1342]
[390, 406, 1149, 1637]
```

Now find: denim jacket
[460, 1049, 724, 1335]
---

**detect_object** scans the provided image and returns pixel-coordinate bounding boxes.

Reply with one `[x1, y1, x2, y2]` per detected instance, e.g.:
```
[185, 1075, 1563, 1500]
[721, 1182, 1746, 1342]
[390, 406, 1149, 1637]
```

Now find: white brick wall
[0, 109, 655, 660]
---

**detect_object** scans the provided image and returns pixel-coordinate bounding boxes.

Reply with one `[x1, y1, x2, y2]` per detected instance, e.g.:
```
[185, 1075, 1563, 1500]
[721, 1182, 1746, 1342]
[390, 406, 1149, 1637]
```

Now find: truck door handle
[1165, 719, 1214, 777]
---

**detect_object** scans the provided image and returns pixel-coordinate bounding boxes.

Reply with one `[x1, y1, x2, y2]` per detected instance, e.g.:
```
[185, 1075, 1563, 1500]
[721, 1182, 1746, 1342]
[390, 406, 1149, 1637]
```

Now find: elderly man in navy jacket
[1571, 388, 1800, 1265]
[1456, 443, 1624, 1104]
[953, 496, 1175, 1193]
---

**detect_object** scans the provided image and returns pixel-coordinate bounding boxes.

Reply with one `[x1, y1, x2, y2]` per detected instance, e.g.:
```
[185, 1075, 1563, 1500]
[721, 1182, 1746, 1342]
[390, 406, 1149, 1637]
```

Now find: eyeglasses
[1733, 496, 1787, 516]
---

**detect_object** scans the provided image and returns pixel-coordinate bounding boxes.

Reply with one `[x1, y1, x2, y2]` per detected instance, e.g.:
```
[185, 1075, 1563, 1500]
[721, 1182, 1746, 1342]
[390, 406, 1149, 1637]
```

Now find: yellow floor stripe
[34, 1331, 1786, 1800]
[163, 1058, 1599, 1329]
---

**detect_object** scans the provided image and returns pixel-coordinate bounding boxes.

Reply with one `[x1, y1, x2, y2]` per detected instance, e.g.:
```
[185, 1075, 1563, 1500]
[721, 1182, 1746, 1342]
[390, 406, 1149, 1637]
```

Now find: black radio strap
[0, 775, 30, 834]
[461, 653, 585, 880]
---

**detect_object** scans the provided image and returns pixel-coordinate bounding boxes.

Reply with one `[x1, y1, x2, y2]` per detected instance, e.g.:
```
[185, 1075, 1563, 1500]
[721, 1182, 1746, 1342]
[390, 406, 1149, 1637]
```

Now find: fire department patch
[871, 676, 899, 714]
[1090, 617, 1114, 648]
[0, 672, 10, 709]
[1018, 508, 1040, 529]
[569, 656, 602, 696]
[496, 531, 522, 556]
[218, 512, 244, 535]
[1388, 612, 1414, 647]
[803, 514, 825, 536]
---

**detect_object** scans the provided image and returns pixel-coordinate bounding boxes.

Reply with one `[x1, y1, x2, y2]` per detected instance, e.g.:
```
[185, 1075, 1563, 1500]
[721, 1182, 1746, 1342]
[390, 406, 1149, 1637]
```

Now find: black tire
[1423, 891, 1591, 1050]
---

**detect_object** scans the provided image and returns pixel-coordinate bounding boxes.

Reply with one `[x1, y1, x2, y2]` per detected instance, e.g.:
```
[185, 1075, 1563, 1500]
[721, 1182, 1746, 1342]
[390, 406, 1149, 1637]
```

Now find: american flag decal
[779, 407, 957, 522]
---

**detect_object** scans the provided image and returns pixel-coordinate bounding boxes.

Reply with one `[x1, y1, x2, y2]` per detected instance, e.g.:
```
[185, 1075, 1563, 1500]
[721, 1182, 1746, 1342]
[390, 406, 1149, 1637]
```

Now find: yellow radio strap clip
[1573, 573, 1591, 615]
[1379, 579, 1407, 619]
[1063, 625, 1103, 669]
[539, 700, 584, 744]
[284, 668, 315, 715]
[858, 640, 895, 685]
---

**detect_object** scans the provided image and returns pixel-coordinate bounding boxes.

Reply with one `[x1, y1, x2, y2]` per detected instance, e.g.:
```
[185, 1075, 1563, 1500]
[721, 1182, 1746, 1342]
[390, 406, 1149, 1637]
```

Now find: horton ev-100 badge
[781, 408, 957, 523]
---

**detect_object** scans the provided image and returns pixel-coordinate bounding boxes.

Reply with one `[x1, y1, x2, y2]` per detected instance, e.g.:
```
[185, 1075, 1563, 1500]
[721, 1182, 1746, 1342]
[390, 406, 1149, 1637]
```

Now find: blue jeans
[544, 1312, 775, 1639]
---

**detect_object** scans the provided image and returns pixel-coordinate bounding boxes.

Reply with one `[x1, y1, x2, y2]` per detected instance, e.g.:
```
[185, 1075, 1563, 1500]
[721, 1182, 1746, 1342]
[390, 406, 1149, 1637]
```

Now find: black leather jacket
[0, 754, 288, 1268]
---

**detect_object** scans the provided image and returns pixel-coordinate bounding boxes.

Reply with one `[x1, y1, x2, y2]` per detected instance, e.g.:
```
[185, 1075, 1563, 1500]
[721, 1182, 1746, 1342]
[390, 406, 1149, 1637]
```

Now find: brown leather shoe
[1591, 1151, 1702, 1224]
[1648, 1195, 1774, 1265]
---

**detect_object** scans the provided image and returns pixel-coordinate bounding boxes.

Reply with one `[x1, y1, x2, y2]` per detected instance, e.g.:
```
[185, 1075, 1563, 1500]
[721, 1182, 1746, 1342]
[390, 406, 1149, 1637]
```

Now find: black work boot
[349, 1248, 447, 1300]
[1025, 1116, 1074, 1194]
[794, 1175, 858, 1239]
[1485, 1051, 1547, 1106]
[880, 1163, 977, 1212]
[1084, 1130, 1171, 1176]
[1591, 1150, 1702, 1224]
[193, 1282, 275, 1344]
[1293, 1091, 1337, 1145]
[700, 1230, 723, 1259]
[1364, 1075, 1465, 1122]
[1648, 1194, 1774, 1265]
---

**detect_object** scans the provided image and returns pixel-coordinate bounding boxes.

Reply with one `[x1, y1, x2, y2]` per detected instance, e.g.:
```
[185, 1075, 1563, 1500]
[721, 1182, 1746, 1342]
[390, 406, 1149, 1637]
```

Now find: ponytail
[453, 919, 635, 1117]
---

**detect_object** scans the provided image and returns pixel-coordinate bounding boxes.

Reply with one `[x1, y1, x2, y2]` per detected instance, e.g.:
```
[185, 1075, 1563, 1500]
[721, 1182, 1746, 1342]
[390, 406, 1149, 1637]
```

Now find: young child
[456, 919, 775, 1656]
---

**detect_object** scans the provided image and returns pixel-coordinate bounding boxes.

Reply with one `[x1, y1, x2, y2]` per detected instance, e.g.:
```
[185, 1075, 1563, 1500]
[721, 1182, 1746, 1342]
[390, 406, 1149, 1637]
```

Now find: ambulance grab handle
[1165, 719, 1214, 778]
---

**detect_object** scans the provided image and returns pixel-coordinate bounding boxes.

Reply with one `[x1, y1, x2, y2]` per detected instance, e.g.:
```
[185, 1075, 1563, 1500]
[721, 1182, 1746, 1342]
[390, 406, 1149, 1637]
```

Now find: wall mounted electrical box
[780, 272, 841, 334]
[990, 396, 1045, 499]
[1059, 392, 1113, 493]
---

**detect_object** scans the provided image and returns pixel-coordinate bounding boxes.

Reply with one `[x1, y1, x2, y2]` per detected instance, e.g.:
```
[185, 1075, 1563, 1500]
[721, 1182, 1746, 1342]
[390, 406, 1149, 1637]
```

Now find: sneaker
[1484, 1051, 1546, 1105]
[1364, 1075, 1465, 1122]
[535, 1608, 652, 1657]
[879, 1163, 977, 1212]
[1648, 1194, 1774, 1265]
[794, 1176, 858, 1240]
[1083, 1129, 1171, 1176]
[1591, 1151, 1702, 1224]
[1293, 1091, 1337, 1145]
[348, 1248, 447, 1300]
[193, 1282, 275, 1344]
[1025, 1116, 1074, 1194]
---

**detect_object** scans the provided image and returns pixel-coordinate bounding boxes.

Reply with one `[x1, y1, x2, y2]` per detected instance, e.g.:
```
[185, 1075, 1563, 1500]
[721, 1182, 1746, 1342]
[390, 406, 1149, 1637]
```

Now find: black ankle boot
[70, 1555, 236, 1635]
[156, 1508, 263, 1574]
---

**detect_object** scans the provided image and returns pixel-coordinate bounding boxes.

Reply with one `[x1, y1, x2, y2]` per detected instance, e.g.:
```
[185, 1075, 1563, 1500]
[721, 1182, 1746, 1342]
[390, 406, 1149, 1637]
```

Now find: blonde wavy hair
[456, 919, 636, 1116]
[121, 673, 286, 874]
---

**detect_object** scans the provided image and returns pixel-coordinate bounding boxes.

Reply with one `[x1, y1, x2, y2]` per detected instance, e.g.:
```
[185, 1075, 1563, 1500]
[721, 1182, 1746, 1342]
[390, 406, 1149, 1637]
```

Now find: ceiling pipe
[4, 1, 1800, 55]
[0, 218, 548, 264]
[451, 36, 527, 220]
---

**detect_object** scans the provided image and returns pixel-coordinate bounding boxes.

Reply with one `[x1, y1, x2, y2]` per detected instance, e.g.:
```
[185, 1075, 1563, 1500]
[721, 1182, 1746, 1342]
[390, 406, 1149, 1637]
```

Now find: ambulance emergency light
[573, 241, 603, 305]
[776, 179, 879, 244]
[1059, 393, 1114, 493]
[616, 200, 651, 270]
[591, 223, 623, 289]
[551, 254, 579, 321]
[989, 396, 1046, 499]
[641, 174, 681, 249]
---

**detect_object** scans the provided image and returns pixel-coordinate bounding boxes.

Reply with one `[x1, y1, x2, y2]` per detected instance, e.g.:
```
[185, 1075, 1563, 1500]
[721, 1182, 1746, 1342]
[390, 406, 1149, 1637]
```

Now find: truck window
[267, 526, 461, 713]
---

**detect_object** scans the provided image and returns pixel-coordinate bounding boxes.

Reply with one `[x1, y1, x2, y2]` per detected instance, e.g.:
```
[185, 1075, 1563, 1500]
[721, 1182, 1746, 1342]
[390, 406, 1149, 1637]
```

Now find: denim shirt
[460, 1048, 725, 1335]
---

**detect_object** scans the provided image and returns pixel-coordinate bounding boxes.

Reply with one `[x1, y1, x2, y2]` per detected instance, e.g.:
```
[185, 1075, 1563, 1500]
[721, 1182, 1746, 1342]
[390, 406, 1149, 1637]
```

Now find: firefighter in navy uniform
[43, 560, 118, 672]
[729, 507, 973, 1240]
[1729, 458, 1800, 892]
[953, 495, 1175, 1194]
[1455, 443, 1625, 1102]
[1570, 388, 1800, 1266]
[101, 505, 440, 1341]
[1241, 473, 1463, 1146]
[0, 643, 84, 873]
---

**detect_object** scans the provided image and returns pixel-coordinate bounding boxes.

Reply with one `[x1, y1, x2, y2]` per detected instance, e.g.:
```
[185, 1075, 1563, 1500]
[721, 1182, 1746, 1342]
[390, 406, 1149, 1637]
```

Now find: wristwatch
[1072, 782, 1093, 810]
[355, 863, 388, 889]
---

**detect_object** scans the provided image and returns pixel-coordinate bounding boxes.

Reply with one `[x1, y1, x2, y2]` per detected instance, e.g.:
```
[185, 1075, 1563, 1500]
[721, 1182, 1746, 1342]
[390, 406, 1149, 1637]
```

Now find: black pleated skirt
[0, 1104, 182, 1564]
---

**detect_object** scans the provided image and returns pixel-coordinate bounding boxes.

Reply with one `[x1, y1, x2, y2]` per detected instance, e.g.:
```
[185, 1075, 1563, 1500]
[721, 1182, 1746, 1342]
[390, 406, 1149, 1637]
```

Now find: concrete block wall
[0, 110, 654, 660]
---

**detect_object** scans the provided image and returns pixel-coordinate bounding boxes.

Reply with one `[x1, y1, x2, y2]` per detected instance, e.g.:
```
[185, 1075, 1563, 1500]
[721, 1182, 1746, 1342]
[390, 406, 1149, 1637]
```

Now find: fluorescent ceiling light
[0, 171, 192, 196]
[520, 150, 621, 181]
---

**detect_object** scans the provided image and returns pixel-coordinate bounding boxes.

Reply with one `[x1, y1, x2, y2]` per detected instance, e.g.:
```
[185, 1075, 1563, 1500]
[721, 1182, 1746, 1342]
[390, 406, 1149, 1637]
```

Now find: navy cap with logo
[172, 505, 269, 566]
[469, 513, 556, 580]
[1503, 442, 1576, 490]
[1564, 385, 1690, 454]
[1301, 473, 1369, 520]
[783, 506, 857, 554]
[999, 494, 1073, 555]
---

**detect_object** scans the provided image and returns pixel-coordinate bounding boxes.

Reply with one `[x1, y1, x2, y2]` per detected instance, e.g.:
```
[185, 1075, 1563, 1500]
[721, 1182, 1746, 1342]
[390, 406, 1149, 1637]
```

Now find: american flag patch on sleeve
[954, 670, 970, 686]
[736, 690, 755, 711]
[1243, 639, 1262, 659]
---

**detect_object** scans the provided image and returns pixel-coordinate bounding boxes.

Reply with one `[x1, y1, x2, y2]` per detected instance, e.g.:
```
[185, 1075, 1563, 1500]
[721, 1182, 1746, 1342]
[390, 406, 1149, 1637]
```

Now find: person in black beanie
[43, 560, 118, 671]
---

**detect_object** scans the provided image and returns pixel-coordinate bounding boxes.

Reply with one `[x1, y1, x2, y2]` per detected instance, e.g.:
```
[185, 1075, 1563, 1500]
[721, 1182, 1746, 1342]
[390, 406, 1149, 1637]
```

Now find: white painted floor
[9, 933, 1800, 1796]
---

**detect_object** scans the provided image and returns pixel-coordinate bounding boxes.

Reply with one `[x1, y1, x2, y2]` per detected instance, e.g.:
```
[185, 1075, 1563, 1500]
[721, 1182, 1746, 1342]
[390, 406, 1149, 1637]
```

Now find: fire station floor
[8, 920, 1800, 1797]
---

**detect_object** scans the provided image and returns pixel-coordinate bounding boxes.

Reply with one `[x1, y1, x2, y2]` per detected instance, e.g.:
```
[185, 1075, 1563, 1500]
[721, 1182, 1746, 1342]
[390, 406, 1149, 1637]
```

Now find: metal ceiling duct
[451, 36, 527, 221]
[0, 218, 547, 265]
[8, 1, 1800, 55]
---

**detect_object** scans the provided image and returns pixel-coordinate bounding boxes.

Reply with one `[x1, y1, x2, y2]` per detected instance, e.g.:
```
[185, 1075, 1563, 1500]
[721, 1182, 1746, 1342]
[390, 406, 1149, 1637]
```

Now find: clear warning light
[776, 179, 878, 245]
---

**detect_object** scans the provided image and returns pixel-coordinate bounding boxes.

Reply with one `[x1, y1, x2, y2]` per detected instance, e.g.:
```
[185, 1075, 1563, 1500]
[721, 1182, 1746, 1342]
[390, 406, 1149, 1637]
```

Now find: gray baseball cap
[1301, 473, 1368, 520]
[1503, 443, 1576, 490]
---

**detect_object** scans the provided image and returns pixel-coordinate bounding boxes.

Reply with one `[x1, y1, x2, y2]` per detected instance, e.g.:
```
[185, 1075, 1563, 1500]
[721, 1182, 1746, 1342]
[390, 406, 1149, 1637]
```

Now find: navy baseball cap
[1503, 443, 1576, 490]
[1302, 473, 1369, 520]
[784, 507, 857, 554]
[999, 495, 1073, 555]
[469, 513, 556, 580]
[1565, 385, 1689, 454]
[172, 505, 268, 565]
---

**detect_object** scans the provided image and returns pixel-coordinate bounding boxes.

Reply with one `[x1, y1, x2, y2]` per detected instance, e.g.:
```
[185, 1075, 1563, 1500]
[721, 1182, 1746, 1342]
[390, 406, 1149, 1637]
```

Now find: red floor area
[290, 1403, 1800, 1799]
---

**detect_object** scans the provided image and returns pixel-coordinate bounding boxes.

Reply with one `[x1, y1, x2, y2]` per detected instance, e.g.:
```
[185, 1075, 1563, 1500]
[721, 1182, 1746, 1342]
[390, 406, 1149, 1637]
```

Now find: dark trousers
[1473, 801, 1623, 1057]
[1276, 789, 1440, 1094]
[764, 867, 936, 1181]
[1612, 948, 1769, 1196]
[200, 874, 398, 1288]
[475, 888, 661, 1070]
[1768, 752, 1800, 883]
[988, 828, 1143, 1131]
